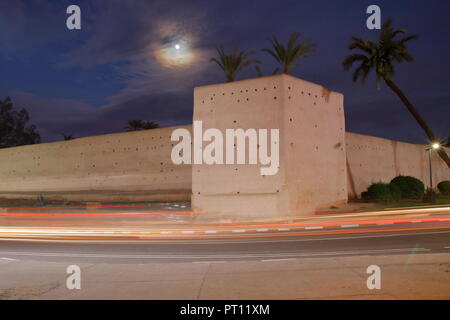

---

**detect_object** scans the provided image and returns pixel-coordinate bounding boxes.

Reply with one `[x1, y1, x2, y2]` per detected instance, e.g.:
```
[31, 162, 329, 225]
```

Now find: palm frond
[343, 17, 418, 85]
[210, 46, 259, 82]
[262, 32, 316, 75]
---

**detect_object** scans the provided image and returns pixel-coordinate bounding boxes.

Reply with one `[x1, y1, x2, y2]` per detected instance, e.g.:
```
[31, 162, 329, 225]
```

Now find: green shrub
[390, 175, 425, 198]
[437, 181, 450, 195]
[366, 183, 401, 202]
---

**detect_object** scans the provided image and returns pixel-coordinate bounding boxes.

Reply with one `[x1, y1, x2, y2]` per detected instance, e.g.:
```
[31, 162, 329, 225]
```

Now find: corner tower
[192, 74, 347, 219]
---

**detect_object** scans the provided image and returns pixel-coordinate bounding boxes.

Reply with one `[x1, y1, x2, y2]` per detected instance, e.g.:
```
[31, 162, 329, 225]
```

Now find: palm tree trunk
[384, 78, 450, 169]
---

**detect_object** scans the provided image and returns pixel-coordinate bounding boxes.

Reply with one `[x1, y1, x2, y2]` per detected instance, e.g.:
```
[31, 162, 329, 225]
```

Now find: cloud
[0, 0, 78, 53]
[9, 89, 193, 142]
[345, 92, 450, 144]
[2, 0, 449, 146]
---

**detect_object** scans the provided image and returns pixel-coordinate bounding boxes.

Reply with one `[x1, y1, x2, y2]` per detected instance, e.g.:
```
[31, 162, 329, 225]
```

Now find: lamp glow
[431, 143, 441, 150]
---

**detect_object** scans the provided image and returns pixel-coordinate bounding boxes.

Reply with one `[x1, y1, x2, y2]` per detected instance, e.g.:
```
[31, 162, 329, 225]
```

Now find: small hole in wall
[288, 86, 291, 90]
[233, 120, 237, 123]
[237, 191, 240, 194]
[289, 118, 293, 122]
[255, 88, 258, 92]
[274, 96, 277, 100]
[246, 98, 249, 101]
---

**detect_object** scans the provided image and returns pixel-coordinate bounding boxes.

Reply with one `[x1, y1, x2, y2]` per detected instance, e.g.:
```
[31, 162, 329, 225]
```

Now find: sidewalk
[2, 253, 449, 299]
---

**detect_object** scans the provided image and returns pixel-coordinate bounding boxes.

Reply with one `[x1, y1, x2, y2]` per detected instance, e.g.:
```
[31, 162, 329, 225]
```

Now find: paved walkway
[1, 253, 449, 299]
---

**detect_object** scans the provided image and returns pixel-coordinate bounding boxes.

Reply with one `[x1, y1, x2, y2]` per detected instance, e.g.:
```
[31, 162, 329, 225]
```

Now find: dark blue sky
[1, 0, 449, 144]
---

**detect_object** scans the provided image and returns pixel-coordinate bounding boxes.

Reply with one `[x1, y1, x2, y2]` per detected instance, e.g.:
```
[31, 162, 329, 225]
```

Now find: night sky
[1, 0, 449, 144]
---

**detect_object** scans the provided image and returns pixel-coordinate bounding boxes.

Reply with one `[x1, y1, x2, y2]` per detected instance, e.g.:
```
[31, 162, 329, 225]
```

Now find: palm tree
[62, 134, 75, 140]
[125, 120, 159, 131]
[262, 32, 316, 75]
[142, 121, 160, 130]
[210, 46, 260, 82]
[342, 18, 450, 168]
[125, 120, 145, 131]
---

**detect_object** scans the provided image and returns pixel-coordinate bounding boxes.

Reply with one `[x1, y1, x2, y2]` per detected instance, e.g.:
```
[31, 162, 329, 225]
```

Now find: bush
[365, 183, 401, 202]
[437, 181, 450, 195]
[390, 175, 425, 198]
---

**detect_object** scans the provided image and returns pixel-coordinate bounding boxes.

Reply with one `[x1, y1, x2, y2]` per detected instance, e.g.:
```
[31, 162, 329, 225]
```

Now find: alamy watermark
[171, 121, 279, 175]
[366, 265, 381, 290]
[366, 5, 381, 30]
[66, 5, 81, 30]
[66, 265, 81, 290]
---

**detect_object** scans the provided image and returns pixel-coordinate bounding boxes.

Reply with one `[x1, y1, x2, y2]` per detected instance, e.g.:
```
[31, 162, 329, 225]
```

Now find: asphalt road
[1, 225, 449, 264]
[1, 218, 450, 299]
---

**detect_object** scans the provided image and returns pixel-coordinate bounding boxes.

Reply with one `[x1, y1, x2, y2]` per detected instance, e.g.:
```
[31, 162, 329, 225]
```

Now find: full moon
[155, 39, 194, 67]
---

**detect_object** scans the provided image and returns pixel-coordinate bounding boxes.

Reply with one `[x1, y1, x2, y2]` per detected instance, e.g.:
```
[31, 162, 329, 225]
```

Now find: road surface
[0, 204, 449, 299]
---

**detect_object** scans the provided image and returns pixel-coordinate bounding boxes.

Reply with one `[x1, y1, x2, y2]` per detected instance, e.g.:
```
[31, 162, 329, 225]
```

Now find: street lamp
[426, 142, 441, 201]
[431, 142, 440, 150]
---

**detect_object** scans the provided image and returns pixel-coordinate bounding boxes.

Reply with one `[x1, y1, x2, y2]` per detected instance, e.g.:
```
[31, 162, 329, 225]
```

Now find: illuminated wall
[346, 132, 450, 198]
[0, 126, 191, 202]
[192, 74, 347, 218]
[0, 75, 449, 214]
